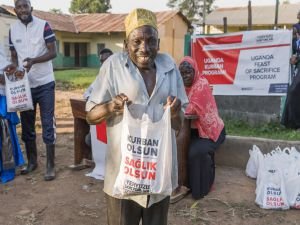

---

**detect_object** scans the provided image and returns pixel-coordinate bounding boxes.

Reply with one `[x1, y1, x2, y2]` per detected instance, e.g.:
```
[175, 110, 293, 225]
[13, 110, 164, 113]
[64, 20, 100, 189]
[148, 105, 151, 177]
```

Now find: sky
[1, 0, 300, 14]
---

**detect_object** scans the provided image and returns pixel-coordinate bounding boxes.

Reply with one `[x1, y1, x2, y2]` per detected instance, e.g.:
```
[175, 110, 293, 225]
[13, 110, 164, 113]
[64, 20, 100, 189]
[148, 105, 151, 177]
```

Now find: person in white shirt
[9, 0, 57, 181]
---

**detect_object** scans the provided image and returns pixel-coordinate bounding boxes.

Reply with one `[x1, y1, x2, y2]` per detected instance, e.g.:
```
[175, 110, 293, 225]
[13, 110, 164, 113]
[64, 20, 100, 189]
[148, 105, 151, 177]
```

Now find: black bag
[0, 118, 14, 170]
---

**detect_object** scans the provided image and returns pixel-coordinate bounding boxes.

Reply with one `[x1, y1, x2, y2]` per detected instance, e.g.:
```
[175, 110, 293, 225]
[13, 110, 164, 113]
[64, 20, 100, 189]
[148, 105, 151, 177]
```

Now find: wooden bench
[69, 98, 92, 169]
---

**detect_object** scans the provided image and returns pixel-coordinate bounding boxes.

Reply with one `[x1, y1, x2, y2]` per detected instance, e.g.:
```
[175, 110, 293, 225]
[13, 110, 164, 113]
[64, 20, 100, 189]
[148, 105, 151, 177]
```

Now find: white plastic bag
[85, 124, 107, 180]
[255, 152, 289, 210]
[283, 147, 300, 209]
[245, 145, 264, 179]
[285, 162, 300, 209]
[113, 104, 173, 197]
[4, 72, 33, 112]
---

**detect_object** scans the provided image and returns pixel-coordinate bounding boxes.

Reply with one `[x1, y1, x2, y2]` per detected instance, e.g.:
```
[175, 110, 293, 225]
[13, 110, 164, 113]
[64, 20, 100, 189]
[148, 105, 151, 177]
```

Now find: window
[56, 40, 60, 52]
[64, 43, 70, 57]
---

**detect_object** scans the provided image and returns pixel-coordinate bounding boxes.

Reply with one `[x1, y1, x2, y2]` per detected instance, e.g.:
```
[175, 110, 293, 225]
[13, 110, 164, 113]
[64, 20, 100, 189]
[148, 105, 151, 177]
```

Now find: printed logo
[256, 34, 274, 43]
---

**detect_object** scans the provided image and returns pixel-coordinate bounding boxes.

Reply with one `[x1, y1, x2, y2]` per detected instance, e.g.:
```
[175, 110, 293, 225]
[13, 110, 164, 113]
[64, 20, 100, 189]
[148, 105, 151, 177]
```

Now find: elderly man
[86, 8, 188, 225]
[9, 0, 57, 180]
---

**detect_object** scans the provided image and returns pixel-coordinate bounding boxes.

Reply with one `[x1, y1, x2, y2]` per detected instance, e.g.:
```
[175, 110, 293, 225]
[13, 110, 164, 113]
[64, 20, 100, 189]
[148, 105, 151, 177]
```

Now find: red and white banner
[191, 30, 292, 96]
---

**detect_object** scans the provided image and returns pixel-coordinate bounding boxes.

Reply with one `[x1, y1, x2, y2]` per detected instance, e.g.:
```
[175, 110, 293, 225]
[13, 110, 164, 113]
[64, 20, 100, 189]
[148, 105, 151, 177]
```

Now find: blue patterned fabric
[0, 95, 24, 183]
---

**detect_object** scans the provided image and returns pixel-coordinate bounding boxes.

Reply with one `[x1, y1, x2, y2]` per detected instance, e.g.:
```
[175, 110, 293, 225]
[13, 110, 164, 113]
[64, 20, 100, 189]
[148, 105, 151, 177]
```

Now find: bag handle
[282, 147, 291, 155]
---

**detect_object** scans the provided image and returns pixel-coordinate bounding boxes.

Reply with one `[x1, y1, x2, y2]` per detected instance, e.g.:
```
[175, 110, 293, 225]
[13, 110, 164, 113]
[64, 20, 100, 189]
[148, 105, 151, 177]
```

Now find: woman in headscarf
[179, 56, 226, 199]
[0, 44, 24, 183]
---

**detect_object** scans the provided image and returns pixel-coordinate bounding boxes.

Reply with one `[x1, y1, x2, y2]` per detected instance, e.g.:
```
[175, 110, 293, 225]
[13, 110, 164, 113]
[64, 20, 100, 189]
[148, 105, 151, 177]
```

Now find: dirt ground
[1, 90, 300, 225]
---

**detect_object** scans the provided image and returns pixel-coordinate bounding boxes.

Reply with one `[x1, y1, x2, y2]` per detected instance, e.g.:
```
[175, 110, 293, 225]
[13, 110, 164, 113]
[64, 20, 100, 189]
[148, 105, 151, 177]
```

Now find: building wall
[54, 16, 188, 69]
[215, 95, 282, 125]
[159, 15, 188, 64]
[53, 31, 125, 68]
[0, 14, 17, 61]
[88, 32, 125, 67]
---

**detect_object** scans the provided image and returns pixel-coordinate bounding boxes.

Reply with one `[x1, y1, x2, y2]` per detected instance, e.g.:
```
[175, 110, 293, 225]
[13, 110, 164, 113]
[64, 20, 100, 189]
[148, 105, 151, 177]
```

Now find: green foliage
[54, 68, 98, 90]
[167, 0, 215, 22]
[224, 118, 300, 141]
[49, 8, 63, 14]
[69, 0, 111, 14]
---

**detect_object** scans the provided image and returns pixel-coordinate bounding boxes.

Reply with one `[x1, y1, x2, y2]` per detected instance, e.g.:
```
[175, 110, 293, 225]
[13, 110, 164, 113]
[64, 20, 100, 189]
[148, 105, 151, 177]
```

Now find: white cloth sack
[85, 125, 107, 180]
[4, 72, 33, 112]
[113, 104, 173, 197]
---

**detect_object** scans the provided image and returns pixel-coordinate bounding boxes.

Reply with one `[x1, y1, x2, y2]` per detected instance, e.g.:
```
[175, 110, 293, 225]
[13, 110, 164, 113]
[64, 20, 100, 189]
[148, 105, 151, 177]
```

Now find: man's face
[125, 26, 159, 69]
[99, 52, 112, 65]
[14, 0, 33, 24]
[297, 12, 300, 21]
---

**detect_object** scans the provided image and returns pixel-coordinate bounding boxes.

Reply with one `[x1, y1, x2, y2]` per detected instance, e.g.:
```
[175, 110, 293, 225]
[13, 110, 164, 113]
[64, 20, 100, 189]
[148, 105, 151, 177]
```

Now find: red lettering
[123, 166, 156, 180]
[148, 171, 156, 180]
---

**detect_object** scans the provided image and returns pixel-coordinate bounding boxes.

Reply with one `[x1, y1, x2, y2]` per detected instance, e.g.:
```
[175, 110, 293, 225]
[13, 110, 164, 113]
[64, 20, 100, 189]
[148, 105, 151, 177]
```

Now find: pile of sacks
[246, 145, 300, 210]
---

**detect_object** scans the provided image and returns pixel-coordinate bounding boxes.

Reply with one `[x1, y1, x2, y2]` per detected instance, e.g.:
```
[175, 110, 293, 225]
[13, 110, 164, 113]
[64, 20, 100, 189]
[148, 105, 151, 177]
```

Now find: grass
[224, 118, 300, 141]
[54, 69, 300, 141]
[54, 68, 98, 90]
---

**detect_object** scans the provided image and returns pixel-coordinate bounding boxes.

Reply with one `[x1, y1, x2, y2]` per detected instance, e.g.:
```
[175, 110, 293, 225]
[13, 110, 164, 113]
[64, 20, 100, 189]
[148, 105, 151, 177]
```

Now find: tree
[49, 8, 63, 14]
[69, 0, 111, 14]
[167, 0, 215, 23]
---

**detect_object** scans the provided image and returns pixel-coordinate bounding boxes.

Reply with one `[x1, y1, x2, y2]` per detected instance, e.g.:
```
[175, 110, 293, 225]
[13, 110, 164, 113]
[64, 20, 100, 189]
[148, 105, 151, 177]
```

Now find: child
[0, 44, 24, 183]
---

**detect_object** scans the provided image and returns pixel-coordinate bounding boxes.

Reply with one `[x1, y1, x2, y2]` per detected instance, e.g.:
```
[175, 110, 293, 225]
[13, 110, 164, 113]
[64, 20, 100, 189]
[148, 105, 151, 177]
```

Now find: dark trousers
[21, 81, 56, 144]
[188, 128, 226, 199]
[106, 194, 170, 225]
[281, 67, 300, 129]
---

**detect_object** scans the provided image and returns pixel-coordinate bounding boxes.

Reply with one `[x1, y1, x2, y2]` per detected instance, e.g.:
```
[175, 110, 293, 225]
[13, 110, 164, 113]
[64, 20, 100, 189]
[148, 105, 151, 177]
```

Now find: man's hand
[164, 96, 181, 119]
[23, 58, 35, 72]
[4, 64, 17, 75]
[290, 55, 298, 65]
[109, 93, 132, 116]
[164, 96, 183, 131]
[86, 93, 131, 125]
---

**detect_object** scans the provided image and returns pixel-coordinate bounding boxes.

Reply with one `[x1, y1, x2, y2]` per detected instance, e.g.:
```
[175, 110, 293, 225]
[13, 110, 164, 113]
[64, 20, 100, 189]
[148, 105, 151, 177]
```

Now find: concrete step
[215, 135, 300, 169]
